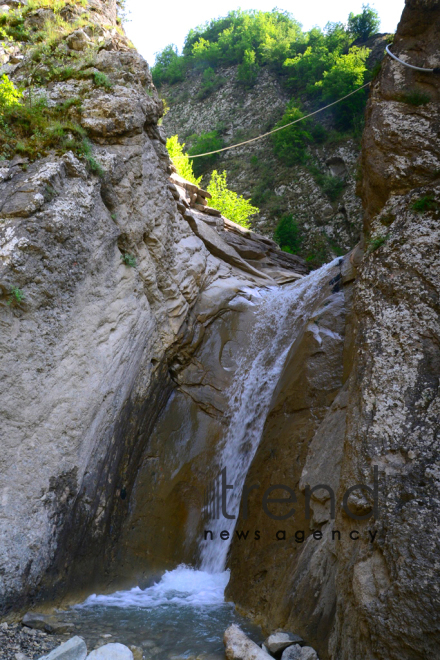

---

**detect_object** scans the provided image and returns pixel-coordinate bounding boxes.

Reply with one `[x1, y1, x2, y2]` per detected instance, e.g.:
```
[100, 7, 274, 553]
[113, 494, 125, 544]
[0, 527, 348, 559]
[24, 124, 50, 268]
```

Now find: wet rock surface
[225, 1, 440, 659]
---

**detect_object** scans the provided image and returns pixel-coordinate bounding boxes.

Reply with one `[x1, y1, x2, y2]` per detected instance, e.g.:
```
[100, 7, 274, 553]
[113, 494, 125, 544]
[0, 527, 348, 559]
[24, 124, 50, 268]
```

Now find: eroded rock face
[0, 0, 305, 613]
[226, 1, 440, 659]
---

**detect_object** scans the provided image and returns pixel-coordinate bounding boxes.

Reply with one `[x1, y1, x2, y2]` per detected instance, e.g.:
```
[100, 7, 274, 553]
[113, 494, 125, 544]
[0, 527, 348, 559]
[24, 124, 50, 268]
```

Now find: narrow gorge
[0, 1, 439, 659]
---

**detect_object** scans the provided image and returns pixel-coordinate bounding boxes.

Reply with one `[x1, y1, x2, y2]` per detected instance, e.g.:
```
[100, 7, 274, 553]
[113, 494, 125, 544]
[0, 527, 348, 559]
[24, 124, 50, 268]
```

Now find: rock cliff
[0, 2, 439, 660]
[226, 1, 440, 658]
[0, 0, 305, 613]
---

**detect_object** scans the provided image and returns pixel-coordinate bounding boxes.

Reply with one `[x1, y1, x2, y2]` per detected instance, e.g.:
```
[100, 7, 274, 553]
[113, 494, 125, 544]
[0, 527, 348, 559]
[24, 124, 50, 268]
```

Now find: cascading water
[61, 259, 340, 657]
[200, 258, 340, 573]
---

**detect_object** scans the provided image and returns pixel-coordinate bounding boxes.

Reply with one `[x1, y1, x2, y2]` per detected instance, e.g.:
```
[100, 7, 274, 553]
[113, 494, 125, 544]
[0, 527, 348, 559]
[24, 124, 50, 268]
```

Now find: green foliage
[0, 91, 104, 175]
[0, 75, 22, 108]
[274, 214, 303, 253]
[6, 286, 24, 306]
[152, 9, 304, 86]
[347, 4, 380, 41]
[367, 234, 388, 252]
[397, 89, 431, 106]
[305, 232, 332, 268]
[120, 253, 137, 267]
[153, 9, 376, 133]
[237, 49, 259, 87]
[151, 45, 186, 87]
[411, 195, 438, 213]
[309, 122, 328, 144]
[93, 72, 113, 89]
[197, 67, 225, 99]
[272, 102, 311, 165]
[321, 175, 345, 201]
[166, 135, 201, 185]
[207, 170, 259, 228]
[188, 130, 224, 177]
[313, 46, 370, 128]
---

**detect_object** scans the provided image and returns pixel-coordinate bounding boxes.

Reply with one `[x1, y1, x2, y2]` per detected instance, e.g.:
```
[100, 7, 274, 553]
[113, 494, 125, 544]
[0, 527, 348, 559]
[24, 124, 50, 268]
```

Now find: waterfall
[200, 259, 340, 573]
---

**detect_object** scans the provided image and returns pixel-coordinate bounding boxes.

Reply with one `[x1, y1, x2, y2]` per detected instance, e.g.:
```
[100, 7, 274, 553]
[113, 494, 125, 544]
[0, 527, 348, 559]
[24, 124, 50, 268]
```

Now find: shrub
[237, 49, 259, 87]
[398, 89, 431, 106]
[274, 214, 303, 253]
[207, 170, 259, 228]
[347, 4, 380, 41]
[0, 75, 22, 109]
[166, 135, 201, 185]
[411, 195, 437, 213]
[6, 287, 24, 306]
[310, 123, 328, 144]
[272, 102, 311, 165]
[93, 72, 113, 89]
[367, 234, 388, 252]
[321, 175, 345, 201]
[197, 67, 225, 99]
[120, 253, 137, 267]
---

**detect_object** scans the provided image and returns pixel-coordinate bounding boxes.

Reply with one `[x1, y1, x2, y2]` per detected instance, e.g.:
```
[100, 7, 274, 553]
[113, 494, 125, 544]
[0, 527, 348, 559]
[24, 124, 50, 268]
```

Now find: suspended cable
[188, 81, 371, 158]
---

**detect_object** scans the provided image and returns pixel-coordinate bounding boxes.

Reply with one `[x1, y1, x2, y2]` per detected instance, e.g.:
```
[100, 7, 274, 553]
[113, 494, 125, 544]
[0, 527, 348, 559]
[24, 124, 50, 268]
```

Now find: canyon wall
[0, 3, 438, 660]
[0, 0, 305, 612]
[226, 1, 440, 658]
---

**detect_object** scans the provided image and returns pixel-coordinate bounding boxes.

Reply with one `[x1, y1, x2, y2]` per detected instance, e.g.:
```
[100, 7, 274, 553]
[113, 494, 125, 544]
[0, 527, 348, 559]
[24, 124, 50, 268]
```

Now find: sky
[124, 0, 405, 68]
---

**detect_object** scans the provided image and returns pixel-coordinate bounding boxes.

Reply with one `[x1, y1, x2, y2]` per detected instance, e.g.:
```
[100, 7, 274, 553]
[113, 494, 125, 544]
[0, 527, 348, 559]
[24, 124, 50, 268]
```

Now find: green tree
[237, 49, 259, 86]
[347, 4, 380, 41]
[151, 45, 186, 87]
[207, 170, 259, 228]
[314, 46, 370, 128]
[272, 102, 312, 165]
[274, 215, 303, 253]
[166, 135, 201, 186]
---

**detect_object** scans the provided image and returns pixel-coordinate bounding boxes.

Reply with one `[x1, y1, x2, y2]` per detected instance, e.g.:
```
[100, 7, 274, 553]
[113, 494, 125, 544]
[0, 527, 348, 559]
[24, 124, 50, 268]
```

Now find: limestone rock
[129, 647, 143, 660]
[282, 648, 318, 660]
[86, 644, 133, 660]
[265, 633, 304, 654]
[224, 625, 269, 660]
[42, 636, 87, 660]
[22, 612, 50, 631]
[184, 211, 273, 282]
[66, 29, 91, 51]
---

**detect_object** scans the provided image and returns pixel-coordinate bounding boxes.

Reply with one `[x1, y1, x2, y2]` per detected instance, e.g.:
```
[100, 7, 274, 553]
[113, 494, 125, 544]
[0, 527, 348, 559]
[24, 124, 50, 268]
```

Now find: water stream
[200, 258, 339, 572]
[62, 260, 339, 657]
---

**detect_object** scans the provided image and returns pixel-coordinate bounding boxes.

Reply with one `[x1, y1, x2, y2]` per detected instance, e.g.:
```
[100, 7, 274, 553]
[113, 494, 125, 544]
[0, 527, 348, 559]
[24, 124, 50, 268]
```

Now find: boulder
[22, 612, 75, 635]
[22, 612, 50, 631]
[264, 632, 304, 660]
[281, 645, 318, 660]
[184, 212, 273, 282]
[41, 636, 88, 660]
[265, 633, 304, 654]
[224, 624, 269, 660]
[86, 644, 133, 660]
[66, 29, 90, 51]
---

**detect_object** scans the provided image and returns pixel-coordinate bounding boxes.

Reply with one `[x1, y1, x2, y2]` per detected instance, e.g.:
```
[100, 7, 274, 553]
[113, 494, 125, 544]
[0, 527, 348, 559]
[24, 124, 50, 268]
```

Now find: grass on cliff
[0, 75, 103, 171]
